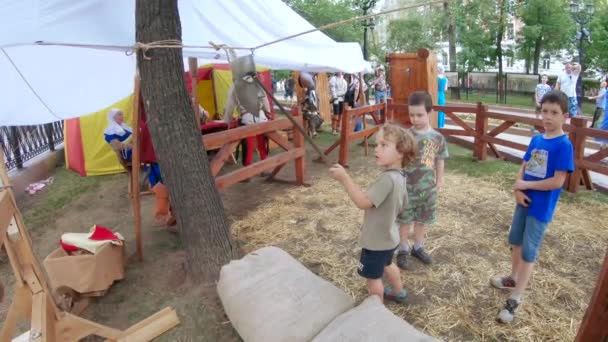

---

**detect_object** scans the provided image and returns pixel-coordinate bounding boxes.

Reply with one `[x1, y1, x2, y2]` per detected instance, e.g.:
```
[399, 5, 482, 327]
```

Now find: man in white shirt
[555, 62, 582, 117]
[328, 72, 348, 135]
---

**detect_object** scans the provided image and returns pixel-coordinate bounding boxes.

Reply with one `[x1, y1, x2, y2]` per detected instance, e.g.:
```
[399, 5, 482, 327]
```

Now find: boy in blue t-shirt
[490, 90, 574, 323]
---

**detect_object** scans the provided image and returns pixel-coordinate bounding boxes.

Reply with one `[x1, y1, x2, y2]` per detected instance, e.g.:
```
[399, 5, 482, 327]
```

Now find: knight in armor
[223, 85, 271, 167]
[298, 72, 323, 137]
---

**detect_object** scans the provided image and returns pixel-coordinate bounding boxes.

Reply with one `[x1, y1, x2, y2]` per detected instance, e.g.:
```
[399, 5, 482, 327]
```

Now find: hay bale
[312, 296, 440, 342]
[217, 246, 355, 342]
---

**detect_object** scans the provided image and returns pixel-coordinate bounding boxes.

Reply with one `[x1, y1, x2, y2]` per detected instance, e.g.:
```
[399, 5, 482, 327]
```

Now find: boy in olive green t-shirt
[330, 123, 416, 304]
[396, 92, 448, 270]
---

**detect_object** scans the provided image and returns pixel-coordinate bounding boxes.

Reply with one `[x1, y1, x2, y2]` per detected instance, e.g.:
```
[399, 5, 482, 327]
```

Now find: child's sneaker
[497, 298, 520, 323]
[490, 276, 516, 290]
[396, 251, 410, 270]
[384, 285, 408, 304]
[411, 247, 432, 264]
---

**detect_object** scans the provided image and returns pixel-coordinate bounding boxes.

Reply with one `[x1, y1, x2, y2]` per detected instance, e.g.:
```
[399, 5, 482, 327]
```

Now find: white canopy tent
[0, 0, 371, 126]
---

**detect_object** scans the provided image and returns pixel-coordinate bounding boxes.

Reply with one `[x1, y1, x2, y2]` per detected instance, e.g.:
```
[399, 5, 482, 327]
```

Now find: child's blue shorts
[358, 246, 397, 279]
[508, 205, 548, 263]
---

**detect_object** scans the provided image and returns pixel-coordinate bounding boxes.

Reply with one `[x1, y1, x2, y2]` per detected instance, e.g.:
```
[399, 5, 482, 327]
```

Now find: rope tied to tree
[127, 40, 253, 60]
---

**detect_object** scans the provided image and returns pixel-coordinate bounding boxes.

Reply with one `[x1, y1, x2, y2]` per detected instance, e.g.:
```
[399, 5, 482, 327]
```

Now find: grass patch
[451, 93, 596, 117]
[22, 166, 104, 230]
[445, 143, 518, 189]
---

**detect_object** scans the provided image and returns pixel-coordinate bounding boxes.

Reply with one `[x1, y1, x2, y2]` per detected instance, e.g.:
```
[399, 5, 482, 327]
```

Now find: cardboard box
[43, 243, 125, 294]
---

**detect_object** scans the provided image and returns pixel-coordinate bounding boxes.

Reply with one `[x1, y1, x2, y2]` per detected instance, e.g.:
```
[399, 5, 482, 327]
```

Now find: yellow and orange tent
[64, 63, 273, 176]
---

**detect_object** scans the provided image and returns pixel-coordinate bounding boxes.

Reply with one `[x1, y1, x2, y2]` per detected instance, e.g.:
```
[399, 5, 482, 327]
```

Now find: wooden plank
[577, 159, 608, 176]
[488, 143, 502, 159]
[30, 292, 47, 342]
[117, 308, 179, 342]
[437, 128, 476, 137]
[0, 191, 14, 247]
[579, 127, 608, 140]
[567, 117, 587, 192]
[316, 73, 331, 123]
[324, 139, 341, 156]
[445, 111, 476, 134]
[582, 169, 594, 190]
[113, 307, 175, 336]
[57, 314, 122, 341]
[339, 109, 351, 166]
[584, 148, 608, 163]
[1, 286, 32, 341]
[203, 119, 292, 150]
[481, 135, 528, 152]
[474, 103, 488, 160]
[488, 121, 516, 137]
[575, 253, 608, 341]
[268, 163, 286, 180]
[293, 118, 306, 186]
[486, 111, 541, 127]
[216, 148, 305, 190]
[22, 265, 43, 294]
[265, 131, 293, 151]
[349, 126, 380, 141]
[343, 103, 384, 117]
[209, 141, 239, 176]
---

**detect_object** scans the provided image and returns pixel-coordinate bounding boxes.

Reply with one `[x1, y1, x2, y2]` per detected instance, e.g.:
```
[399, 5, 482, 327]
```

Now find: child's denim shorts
[508, 205, 548, 263]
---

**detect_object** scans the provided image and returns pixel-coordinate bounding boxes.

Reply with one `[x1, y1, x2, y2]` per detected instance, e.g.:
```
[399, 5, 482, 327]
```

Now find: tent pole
[131, 73, 143, 262]
[188, 57, 201, 127]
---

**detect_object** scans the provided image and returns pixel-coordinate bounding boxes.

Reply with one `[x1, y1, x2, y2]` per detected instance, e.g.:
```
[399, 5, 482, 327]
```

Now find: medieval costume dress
[104, 109, 174, 229]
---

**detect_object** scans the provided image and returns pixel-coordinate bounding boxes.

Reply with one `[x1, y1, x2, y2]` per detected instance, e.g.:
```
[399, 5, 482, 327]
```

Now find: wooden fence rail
[202, 117, 305, 190]
[323, 103, 386, 167]
[318, 100, 606, 193]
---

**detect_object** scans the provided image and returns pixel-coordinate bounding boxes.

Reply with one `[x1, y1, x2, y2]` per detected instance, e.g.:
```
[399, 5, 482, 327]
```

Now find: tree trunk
[135, 0, 238, 283]
[533, 37, 542, 75]
[445, 1, 459, 99]
[496, 0, 506, 103]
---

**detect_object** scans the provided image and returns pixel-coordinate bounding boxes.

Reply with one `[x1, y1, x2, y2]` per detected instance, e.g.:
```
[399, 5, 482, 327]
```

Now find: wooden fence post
[575, 252, 608, 341]
[292, 109, 305, 185]
[387, 98, 394, 122]
[474, 102, 488, 161]
[566, 116, 587, 193]
[339, 105, 351, 166]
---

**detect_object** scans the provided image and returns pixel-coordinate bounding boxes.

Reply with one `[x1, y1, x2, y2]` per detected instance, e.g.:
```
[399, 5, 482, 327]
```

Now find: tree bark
[533, 36, 542, 75]
[444, 1, 459, 99]
[135, 0, 238, 283]
[496, 0, 506, 103]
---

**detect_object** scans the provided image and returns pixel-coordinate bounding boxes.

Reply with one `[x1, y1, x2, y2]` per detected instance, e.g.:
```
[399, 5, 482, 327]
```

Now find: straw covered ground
[231, 150, 608, 341]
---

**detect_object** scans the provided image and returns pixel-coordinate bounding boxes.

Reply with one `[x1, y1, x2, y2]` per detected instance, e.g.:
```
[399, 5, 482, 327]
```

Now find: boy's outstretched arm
[514, 171, 568, 191]
[329, 164, 373, 209]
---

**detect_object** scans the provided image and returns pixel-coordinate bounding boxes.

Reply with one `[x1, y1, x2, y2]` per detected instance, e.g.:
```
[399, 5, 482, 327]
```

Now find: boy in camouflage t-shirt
[396, 92, 448, 269]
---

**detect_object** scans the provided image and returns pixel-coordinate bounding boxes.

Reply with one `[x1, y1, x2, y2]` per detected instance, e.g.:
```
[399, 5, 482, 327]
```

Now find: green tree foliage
[283, 0, 364, 43]
[587, 1, 608, 71]
[453, 0, 497, 71]
[518, 0, 574, 74]
[387, 15, 436, 53]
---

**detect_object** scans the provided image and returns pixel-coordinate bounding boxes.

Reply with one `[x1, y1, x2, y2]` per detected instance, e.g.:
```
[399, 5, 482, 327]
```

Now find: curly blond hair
[378, 123, 417, 167]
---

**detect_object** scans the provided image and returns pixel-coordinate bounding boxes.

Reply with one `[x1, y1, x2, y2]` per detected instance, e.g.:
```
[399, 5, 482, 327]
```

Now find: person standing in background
[437, 66, 448, 128]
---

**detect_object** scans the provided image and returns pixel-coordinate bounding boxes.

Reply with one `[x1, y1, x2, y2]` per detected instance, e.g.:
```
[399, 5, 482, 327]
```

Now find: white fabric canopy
[0, 0, 371, 126]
